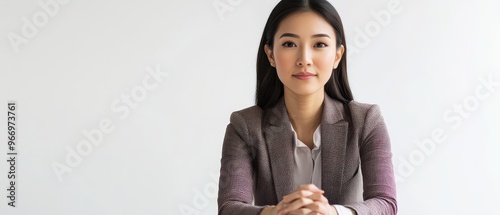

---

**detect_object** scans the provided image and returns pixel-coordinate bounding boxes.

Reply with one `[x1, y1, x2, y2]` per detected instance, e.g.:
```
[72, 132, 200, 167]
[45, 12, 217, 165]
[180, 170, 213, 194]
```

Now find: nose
[296, 46, 312, 67]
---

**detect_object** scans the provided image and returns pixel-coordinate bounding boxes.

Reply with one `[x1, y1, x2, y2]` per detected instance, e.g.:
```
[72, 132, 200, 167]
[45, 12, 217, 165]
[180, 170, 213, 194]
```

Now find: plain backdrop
[1, 0, 499, 214]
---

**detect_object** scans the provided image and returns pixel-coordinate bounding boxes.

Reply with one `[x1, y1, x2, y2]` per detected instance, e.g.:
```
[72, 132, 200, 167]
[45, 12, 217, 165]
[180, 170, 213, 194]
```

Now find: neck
[284, 89, 324, 132]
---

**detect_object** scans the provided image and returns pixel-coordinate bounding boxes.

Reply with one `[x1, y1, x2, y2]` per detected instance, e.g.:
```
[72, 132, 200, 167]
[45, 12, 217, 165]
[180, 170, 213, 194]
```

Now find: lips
[292, 72, 316, 80]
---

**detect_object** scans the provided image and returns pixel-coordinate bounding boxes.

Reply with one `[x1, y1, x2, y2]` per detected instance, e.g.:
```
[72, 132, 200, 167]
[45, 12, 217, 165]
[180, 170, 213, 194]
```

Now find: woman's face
[265, 11, 344, 97]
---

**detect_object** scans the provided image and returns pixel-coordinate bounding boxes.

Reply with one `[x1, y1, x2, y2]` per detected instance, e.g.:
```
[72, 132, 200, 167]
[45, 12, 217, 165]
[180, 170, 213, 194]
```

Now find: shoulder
[347, 100, 382, 120]
[226, 105, 264, 136]
[324, 96, 383, 124]
[324, 98, 386, 134]
[346, 100, 387, 141]
[230, 105, 264, 124]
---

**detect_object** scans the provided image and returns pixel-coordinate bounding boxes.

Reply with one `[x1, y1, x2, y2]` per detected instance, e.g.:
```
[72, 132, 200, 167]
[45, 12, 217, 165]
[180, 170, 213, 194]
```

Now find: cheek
[315, 52, 336, 71]
[274, 52, 295, 83]
[274, 51, 294, 67]
[314, 53, 335, 83]
[274, 47, 297, 68]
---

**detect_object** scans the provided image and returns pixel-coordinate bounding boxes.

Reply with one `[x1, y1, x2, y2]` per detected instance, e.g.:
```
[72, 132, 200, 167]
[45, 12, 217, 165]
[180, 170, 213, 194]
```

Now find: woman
[218, 0, 397, 214]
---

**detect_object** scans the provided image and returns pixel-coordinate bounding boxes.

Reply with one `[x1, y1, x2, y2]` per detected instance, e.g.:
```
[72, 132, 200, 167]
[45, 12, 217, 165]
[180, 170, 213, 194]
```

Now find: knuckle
[300, 198, 308, 204]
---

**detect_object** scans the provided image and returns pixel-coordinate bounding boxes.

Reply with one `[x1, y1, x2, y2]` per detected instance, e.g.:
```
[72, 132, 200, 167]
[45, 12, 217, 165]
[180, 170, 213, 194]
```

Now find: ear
[333, 44, 345, 69]
[264, 44, 275, 67]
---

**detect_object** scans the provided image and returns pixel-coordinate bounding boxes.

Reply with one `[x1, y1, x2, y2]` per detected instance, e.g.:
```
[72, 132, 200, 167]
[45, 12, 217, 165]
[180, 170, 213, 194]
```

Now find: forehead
[276, 11, 335, 37]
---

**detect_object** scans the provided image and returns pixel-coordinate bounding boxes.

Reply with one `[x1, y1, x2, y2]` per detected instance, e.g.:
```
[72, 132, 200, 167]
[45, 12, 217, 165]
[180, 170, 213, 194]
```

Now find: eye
[282, 42, 296, 48]
[314, 42, 328, 48]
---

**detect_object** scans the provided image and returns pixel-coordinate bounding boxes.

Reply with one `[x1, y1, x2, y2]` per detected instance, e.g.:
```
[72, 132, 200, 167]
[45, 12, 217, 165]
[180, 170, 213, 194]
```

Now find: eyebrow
[279, 33, 331, 39]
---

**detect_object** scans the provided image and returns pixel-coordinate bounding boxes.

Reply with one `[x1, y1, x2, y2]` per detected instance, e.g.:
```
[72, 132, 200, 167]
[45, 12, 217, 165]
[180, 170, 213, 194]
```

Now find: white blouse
[291, 124, 354, 215]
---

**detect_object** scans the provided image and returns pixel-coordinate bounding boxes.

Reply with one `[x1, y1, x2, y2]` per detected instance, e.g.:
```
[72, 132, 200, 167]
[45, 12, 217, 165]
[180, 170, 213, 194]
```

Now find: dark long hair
[255, 0, 353, 109]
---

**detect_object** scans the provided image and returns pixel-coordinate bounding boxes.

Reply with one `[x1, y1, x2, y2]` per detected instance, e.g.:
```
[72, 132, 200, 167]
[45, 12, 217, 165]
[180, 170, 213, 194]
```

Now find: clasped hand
[270, 184, 338, 215]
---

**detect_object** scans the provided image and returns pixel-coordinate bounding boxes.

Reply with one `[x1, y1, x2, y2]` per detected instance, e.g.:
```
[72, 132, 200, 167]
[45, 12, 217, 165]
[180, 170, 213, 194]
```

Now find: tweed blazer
[217, 95, 397, 215]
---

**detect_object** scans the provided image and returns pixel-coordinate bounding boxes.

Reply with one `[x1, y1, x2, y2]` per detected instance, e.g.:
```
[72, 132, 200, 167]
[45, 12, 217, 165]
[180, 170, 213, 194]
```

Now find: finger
[279, 197, 314, 214]
[304, 202, 338, 215]
[275, 199, 289, 213]
[282, 190, 315, 203]
[303, 202, 326, 212]
[287, 208, 313, 215]
[305, 193, 329, 204]
[297, 184, 324, 193]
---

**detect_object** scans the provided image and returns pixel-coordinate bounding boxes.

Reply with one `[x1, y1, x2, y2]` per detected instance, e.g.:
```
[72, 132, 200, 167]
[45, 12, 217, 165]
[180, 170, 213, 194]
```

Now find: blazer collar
[263, 97, 295, 202]
[320, 95, 349, 203]
[264, 93, 349, 203]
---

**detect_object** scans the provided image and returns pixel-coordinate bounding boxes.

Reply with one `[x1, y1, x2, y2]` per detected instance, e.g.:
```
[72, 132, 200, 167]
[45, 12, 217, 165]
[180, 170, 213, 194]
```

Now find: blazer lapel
[263, 98, 295, 203]
[321, 95, 349, 204]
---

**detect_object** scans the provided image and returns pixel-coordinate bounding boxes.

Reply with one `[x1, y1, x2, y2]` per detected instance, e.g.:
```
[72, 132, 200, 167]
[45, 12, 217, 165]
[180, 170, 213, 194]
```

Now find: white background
[1, 0, 499, 214]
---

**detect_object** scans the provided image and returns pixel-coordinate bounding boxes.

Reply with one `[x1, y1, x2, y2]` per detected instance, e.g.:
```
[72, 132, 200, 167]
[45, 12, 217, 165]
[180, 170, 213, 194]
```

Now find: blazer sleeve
[217, 112, 265, 215]
[346, 105, 398, 215]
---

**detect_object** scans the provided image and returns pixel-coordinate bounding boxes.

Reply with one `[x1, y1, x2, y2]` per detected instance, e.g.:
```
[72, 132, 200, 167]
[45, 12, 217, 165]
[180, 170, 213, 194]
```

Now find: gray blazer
[218, 95, 397, 215]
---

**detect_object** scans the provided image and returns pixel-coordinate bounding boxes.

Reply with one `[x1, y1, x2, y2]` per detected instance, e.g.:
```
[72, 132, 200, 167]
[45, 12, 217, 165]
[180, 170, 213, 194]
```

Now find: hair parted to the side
[255, 0, 353, 109]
